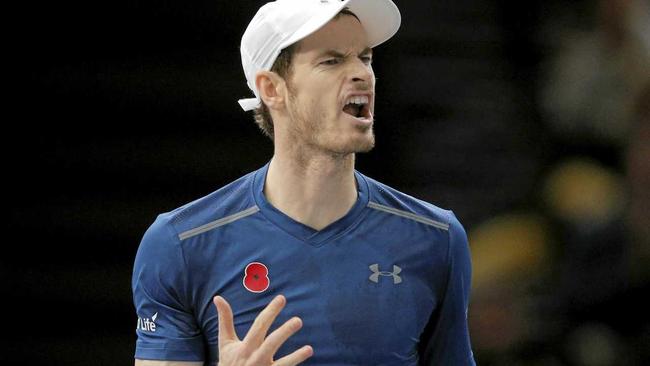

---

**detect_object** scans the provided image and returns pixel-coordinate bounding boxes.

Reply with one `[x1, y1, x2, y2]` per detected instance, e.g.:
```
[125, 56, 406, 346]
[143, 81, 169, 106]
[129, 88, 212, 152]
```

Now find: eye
[321, 58, 340, 66]
[360, 56, 373, 65]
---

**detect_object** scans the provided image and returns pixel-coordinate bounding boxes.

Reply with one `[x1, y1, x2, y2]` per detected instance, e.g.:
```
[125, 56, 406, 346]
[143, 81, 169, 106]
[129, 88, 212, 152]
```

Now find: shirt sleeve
[132, 214, 206, 362]
[419, 211, 476, 365]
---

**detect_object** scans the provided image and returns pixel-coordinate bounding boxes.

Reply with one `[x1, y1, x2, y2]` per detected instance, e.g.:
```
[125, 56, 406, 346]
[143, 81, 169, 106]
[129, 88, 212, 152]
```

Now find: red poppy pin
[243, 262, 270, 293]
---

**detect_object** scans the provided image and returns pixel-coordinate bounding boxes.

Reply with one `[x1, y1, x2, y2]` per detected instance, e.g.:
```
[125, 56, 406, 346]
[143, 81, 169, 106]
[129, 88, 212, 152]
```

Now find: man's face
[283, 15, 375, 155]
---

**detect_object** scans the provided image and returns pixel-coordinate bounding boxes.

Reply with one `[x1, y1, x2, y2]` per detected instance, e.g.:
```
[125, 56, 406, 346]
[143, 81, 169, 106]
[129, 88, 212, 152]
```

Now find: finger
[242, 295, 286, 347]
[256, 317, 303, 358]
[214, 296, 238, 345]
[273, 345, 313, 366]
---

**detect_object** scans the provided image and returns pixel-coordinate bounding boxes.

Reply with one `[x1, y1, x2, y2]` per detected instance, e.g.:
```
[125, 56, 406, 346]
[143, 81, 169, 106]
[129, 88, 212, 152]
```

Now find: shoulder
[135, 170, 259, 262]
[154, 170, 259, 241]
[133, 170, 259, 290]
[360, 172, 458, 231]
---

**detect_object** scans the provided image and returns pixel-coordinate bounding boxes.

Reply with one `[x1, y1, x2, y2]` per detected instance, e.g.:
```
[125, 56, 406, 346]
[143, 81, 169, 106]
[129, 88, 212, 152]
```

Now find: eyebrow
[319, 47, 373, 58]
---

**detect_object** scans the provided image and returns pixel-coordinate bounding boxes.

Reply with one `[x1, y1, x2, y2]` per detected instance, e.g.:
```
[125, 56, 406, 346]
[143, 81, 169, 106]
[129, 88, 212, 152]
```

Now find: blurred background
[7, 0, 649, 364]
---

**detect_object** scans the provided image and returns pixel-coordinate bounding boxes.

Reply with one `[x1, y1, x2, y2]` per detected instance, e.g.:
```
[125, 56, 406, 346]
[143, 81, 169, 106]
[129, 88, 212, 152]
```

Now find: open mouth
[342, 95, 371, 119]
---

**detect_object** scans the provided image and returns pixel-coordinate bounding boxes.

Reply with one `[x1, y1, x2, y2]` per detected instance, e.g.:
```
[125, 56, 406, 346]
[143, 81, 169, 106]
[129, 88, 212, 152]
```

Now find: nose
[349, 58, 374, 85]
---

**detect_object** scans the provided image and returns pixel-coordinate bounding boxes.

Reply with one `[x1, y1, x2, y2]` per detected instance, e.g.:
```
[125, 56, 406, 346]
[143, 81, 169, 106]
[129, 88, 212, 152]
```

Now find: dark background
[8, 0, 649, 365]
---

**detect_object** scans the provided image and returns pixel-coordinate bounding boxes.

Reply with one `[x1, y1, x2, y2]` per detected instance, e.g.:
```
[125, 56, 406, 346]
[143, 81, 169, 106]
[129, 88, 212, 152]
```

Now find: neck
[264, 147, 358, 231]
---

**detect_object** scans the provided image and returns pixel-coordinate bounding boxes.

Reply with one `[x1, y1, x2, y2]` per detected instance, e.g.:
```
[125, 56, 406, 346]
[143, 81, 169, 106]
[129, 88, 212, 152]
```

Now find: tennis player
[132, 0, 476, 365]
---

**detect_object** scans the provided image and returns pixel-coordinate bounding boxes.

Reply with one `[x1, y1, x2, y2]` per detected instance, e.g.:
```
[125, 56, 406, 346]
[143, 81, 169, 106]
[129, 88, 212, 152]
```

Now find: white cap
[238, 0, 401, 111]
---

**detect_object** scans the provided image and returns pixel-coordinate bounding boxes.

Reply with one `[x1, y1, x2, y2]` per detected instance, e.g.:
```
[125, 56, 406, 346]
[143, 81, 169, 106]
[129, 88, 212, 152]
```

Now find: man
[132, 0, 476, 365]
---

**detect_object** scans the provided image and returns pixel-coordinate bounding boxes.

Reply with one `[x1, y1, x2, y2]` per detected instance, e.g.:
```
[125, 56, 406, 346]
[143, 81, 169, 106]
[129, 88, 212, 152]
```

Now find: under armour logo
[369, 264, 402, 284]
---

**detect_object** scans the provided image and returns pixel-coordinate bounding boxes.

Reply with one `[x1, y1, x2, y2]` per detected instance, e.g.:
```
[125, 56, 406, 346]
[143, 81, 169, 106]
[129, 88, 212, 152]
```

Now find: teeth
[345, 95, 369, 105]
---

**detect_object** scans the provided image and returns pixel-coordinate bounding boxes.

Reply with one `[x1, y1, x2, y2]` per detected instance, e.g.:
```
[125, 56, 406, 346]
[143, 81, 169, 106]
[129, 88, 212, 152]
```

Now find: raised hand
[213, 295, 313, 366]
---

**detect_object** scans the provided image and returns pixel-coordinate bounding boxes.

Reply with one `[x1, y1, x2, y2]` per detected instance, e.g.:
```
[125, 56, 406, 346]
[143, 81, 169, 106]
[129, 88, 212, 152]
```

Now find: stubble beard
[286, 89, 375, 159]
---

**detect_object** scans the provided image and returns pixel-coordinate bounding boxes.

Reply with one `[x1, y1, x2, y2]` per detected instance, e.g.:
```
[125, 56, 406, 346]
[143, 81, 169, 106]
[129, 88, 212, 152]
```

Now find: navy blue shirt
[133, 163, 475, 365]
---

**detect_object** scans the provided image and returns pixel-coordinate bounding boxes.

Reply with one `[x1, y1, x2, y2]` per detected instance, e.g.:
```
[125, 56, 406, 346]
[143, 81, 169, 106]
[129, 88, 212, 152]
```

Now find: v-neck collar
[251, 162, 369, 246]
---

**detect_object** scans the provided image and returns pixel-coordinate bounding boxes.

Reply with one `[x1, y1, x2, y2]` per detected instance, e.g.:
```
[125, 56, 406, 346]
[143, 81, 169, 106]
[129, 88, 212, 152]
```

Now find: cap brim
[280, 0, 351, 49]
[282, 0, 401, 50]
[347, 0, 401, 48]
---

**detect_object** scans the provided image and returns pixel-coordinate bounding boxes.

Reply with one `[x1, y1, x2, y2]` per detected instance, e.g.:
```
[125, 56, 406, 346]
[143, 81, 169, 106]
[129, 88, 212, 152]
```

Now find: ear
[255, 71, 287, 111]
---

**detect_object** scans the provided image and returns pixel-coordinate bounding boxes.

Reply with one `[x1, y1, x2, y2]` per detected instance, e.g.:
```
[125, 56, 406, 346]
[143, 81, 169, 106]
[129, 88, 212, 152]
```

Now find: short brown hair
[252, 8, 360, 140]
